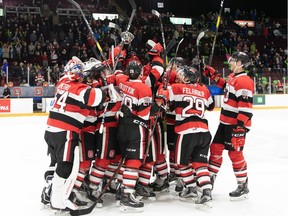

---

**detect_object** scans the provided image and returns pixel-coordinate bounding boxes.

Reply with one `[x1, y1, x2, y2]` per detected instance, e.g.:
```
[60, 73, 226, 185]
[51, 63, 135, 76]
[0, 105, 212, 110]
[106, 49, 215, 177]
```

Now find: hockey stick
[165, 38, 184, 89]
[161, 38, 177, 84]
[66, 0, 112, 71]
[96, 156, 126, 202]
[144, 38, 183, 163]
[152, 9, 168, 68]
[112, 0, 136, 72]
[196, 31, 206, 85]
[208, 0, 224, 66]
[109, 22, 121, 33]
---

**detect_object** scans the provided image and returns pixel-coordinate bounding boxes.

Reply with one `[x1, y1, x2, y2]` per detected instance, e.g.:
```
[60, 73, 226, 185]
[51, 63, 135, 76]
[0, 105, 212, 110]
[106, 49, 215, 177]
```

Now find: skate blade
[116, 200, 121, 207]
[179, 197, 197, 203]
[230, 194, 249, 201]
[96, 202, 103, 208]
[136, 196, 156, 202]
[154, 188, 170, 193]
[49, 209, 71, 215]
[41, 203, 51, 210]
[120, 205, 144, 212]
[195, 200, 213, 209]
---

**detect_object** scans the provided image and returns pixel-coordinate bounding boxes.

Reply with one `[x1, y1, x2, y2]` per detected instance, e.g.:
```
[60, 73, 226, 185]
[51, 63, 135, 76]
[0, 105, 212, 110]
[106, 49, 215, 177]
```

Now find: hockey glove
[231, 126, 246, 151]
[155, 87, 169, 106]
[203, 66, 220, 81]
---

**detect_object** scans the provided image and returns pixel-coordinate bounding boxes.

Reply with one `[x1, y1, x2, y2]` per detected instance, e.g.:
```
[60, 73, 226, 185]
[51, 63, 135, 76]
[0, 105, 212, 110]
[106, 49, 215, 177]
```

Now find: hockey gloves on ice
[203, 66, 220, 81]
[231, 126, 246, 151]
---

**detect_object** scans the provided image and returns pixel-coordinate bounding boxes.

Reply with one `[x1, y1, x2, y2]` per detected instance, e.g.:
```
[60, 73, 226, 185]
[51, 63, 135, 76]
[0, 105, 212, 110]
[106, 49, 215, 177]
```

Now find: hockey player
[117, 60, 152, 212]
[204, 51, 254, 201]
[159, 57, 186, 193]
[157, 66, 215, 207]
[87, 63, 123, 206]
[70, 58, 104, 207]
[42, 57, 107, 213]
[135, 39, 166, 200]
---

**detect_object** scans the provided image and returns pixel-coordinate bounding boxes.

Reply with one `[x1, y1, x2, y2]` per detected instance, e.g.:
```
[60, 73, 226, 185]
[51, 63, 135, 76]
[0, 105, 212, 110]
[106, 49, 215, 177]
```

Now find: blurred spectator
[2, 83, 11, 98]
[19, 79, 30, 87]
[35, 72, 45, 86]
[1, 59, 8, 86]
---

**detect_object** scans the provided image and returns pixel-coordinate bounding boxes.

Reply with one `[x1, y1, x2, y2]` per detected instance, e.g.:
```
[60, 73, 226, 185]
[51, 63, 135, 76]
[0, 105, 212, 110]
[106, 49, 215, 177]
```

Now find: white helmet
[83, 57, 102, 75]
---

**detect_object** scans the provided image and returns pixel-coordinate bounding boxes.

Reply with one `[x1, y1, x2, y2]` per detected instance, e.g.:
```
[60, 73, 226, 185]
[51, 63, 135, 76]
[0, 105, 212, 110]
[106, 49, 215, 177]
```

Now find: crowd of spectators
[0, 1, 287, 90]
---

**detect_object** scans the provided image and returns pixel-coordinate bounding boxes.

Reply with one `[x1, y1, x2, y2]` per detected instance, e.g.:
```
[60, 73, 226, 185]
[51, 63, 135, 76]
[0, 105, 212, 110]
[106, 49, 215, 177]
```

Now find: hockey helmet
[83, 57, 102, 77]
[228, 51, 251, 68]
[125, 60, 143, 80]
[177, 66, 199, 84]
[168, 57, 186, 68]
[64, 56, 84, 81]
[146, 39, 163, 56]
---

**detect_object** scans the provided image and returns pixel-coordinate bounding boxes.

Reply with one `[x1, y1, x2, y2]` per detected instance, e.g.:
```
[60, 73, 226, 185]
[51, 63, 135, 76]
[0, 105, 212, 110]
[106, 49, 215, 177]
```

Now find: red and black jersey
[82, 108, 97, 133]
[95, 101, 122, 129]
[119, 79, 152, 121]
[168, 83, 214, 134]
[217, 72, 254, 128]
[47, 79, 104, 133]
[142, 56, 164, 89]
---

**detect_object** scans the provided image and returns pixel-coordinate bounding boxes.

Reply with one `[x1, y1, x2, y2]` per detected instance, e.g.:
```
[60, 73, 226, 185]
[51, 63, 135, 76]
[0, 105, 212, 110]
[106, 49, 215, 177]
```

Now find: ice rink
[1, 108, 288, 216]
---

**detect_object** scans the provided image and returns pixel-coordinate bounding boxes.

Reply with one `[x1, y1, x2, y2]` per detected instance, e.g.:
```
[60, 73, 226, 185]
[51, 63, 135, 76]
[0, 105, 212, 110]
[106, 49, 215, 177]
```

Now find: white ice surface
[0, 109, 287, 216]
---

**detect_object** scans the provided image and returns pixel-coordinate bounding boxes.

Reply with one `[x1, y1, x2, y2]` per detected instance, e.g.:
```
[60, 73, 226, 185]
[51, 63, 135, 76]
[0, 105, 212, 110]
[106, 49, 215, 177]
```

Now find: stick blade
[164, 38, 177, 55]
[152, 9, 160, 17]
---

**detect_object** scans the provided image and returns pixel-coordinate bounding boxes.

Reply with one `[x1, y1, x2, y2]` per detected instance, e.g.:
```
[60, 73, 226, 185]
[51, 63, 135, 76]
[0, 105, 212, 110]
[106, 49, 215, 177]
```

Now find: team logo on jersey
[109, 150, 115, 158]
[88, 150, 94, 159]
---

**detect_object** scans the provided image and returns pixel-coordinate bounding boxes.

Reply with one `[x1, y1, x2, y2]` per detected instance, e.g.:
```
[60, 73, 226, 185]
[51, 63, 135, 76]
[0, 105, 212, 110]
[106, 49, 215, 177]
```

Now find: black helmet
[177, 66, 199, 84]
[229, 51, 251, 68]
[125, 60, 143, 79]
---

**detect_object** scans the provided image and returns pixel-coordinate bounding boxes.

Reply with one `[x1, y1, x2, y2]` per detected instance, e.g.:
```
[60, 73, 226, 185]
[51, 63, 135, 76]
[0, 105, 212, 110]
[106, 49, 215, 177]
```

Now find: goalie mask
[228, 51, 251, 69]
[146, 39, 163, 56]
[177, 66, 199, 84]
[64, 56, 84, 81]
[125, 60, 143, 80]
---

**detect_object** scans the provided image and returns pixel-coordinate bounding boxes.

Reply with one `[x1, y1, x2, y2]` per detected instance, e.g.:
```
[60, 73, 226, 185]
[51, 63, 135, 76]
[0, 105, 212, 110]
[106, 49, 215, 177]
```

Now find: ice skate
[88, 184, 103, 208]
[153, 177, 170, 193]
[175, 178, 184, 192]
[229, 178, 249, 201]
[168, 172, 177, 184]
[41, 175, 53, 208]
[120, 192, 144, 212]
[135, 183, 156, 201]
[179, 186, 198, 202]
[196, 189, 213, 209]
[210, 174, 216, 190]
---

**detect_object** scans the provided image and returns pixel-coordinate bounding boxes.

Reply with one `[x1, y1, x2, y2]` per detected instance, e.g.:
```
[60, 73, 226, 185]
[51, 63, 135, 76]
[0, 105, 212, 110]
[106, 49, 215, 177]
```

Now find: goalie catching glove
[231, 126, 246, 151]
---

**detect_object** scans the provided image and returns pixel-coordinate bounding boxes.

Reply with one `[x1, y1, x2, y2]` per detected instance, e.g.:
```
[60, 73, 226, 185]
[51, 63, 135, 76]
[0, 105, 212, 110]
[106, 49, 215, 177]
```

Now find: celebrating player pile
[40, 1, 254, 215]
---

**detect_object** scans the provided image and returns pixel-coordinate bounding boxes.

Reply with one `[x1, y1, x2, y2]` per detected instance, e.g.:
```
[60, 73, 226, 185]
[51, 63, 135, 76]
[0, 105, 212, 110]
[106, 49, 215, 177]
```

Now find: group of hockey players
[40, 29, 254, 215]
